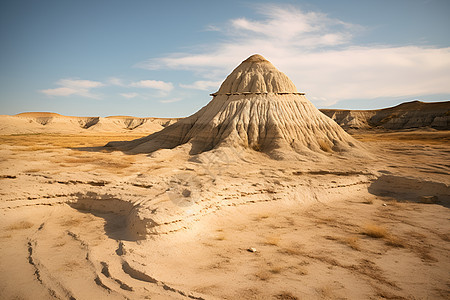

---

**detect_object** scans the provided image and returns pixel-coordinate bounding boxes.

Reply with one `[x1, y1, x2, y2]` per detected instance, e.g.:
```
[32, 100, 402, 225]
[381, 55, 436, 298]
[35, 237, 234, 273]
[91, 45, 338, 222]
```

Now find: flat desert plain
[0, 129, 449, 300]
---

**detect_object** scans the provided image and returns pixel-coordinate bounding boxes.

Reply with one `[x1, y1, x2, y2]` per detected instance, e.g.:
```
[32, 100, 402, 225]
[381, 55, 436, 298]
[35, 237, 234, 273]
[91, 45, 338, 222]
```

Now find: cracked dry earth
[0, 131, 449, 299]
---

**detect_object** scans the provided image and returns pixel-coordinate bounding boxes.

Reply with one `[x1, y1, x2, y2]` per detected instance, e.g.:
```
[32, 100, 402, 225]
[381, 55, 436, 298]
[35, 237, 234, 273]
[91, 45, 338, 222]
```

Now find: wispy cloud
[129, 80, 173, 92]
[120, 92, 139, 99]
[40, 79, 104, 99]
[136, 4, 450, 106]
[179, 80, 221, 91]
[159, 97, 182, 104]
[108, 77, 126, 86]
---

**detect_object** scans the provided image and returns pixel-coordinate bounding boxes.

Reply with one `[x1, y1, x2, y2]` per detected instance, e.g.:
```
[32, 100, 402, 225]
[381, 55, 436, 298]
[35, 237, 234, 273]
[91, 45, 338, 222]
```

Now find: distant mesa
[106, 54, 360, 158]
[16, 112, 64, 117]
[0, 112, 178, 135]
[322, 100, 450, 130]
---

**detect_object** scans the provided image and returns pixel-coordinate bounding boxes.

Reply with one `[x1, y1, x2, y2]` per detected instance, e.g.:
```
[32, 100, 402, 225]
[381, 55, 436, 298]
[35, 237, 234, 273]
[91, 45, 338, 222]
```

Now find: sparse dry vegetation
[385, 235, 406, 248]
[6, 221, 34, 230]
[275, 292, 298, 300]
[215, 233, 226, 241]
[264, 235, 280, 246]
[53, 241, 67, 247]
[278, 243, 303, 256]
[253, 213, 270, 221]
[0, 134, 146, 149]
[60, 217, 83, 227]
[24, 168, 41, 173]
[269, 265, 283, 274]
[255, 269, 272, 281]
[343, 236, 360, 250]
[362, 224, 388, 238]
[325, 235, 361, 251]
[318, 139, 332, 152]
[362, 199, 374, 204]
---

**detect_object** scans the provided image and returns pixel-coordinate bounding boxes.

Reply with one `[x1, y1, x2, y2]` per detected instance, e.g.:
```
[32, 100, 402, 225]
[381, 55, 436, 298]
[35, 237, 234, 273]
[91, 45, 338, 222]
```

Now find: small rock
[247, 247, 257, 253]
[182, 189, 191, 197]
[382, 203, 387, 206]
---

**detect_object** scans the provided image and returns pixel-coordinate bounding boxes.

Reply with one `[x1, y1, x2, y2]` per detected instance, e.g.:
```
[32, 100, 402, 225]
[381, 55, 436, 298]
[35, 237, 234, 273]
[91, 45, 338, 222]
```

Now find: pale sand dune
[0, 55, 449, 299]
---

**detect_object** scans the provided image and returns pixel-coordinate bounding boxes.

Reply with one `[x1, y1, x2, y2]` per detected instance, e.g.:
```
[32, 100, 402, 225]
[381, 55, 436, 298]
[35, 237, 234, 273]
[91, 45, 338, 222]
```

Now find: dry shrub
[278, 243, 303, 255]
[294, 267, 308, 276]
[323, 235, 359, 250]
[269, 265, 283, 274]
[53, 241, 67, 247]
[255, 269, 271, 281]
[275, 292, 298, 300]
[60, 217, 83, 227]
[316, 286, 333, 299]
[343, 236, 361, 250]
[61, 157, 97, 164]
[253, 213, 270, 221]
[215, 233, 226, 241]
[363, 224, 388, 238]
[17, 145, 52, 151]
[318, 139, 332, 152]
[385, 235, 406, 248]
[362, 224, 407, 248]
[264, 235, 280, 246]
[251, 143, 262, 152]
[6, 221, 34, 230]
[56, 153, 135, 172]
[63, 260, 81, 270]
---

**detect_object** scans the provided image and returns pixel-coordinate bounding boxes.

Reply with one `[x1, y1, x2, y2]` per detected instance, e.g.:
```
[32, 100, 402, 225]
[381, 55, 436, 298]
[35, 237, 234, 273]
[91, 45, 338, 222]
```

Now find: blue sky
[1, 0, 449, 117]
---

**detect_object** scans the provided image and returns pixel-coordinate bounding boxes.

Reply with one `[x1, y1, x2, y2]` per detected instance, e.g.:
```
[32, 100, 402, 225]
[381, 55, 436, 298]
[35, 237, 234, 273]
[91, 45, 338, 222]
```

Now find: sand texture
[1, 55, 449, 299]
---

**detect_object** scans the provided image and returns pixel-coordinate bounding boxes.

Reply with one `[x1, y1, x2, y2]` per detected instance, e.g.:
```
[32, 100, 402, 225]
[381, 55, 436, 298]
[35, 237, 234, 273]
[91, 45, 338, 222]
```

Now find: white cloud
[204, 24, 221, 32]
[108, 77, 126, 86]
[130, 80, 173, 92]
[159, 97, 182, 104]
[136, 4, 450, 106]
[180, 80, 221, 91]
[40, 79, 104, 99]
[120, 92, 139, 99]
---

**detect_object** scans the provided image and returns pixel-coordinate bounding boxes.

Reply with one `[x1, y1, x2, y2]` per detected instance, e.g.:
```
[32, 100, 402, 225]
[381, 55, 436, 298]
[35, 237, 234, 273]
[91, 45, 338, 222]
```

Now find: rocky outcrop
[321, 100, 450, 130]
[106, 54, 361, 158]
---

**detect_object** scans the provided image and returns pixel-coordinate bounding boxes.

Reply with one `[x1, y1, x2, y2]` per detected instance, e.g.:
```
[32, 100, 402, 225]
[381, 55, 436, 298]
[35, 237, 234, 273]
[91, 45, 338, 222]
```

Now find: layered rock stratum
[106, 54, 360, 158]
[321, 100, 450, 130]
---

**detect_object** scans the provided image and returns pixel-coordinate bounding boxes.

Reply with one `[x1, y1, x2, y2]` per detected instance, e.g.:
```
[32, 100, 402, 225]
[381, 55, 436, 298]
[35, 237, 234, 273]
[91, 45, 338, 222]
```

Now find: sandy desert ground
[0, 129, 448, 300]
[1, 54, 449, 300]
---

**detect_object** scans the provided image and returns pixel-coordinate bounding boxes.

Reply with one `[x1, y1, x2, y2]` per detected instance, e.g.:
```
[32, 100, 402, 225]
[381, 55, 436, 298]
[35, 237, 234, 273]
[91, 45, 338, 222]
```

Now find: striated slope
[321, 100, 450, 130]
[106, 54, 361, 158]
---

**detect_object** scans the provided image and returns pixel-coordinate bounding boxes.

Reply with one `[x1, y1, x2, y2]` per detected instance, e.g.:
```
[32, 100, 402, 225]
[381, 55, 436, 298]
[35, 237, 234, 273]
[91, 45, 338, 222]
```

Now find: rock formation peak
[242, 54, 269, 62]
[107, 55, 361, 159]
[215, 54, 298, 94]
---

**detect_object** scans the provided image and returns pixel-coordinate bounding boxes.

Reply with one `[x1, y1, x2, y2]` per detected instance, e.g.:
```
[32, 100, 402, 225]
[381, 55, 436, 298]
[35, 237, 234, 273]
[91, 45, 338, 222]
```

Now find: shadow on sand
[69, 192, 143, 241]
[368, 174, 449, 208]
